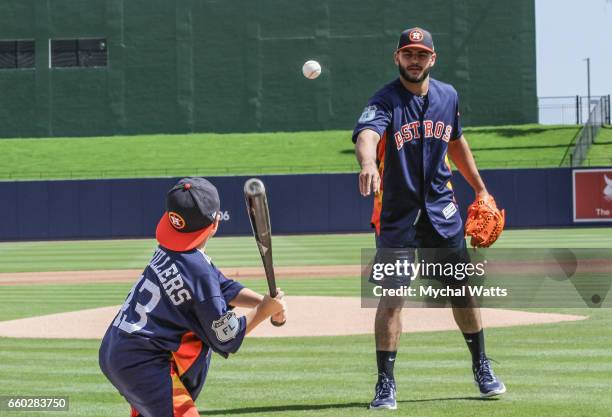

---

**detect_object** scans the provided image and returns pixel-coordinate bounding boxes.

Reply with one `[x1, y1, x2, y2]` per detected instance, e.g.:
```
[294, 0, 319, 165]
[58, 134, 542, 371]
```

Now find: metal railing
[559, 96, 608, 167]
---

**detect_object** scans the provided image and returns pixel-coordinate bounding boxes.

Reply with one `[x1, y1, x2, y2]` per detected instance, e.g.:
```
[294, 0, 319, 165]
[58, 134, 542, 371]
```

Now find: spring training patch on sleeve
[359, 106, 377, 123]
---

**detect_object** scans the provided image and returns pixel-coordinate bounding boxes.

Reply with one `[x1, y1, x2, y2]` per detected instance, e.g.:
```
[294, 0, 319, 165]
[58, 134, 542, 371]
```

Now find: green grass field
[1, 310, 611, 417]
[1, 228, 611, 417]
[0, 125, 584, 181]
[3, 228, 612, 273]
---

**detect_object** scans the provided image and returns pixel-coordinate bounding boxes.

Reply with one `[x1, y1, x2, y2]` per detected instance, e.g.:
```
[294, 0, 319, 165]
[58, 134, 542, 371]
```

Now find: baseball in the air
[302, 60, 322, 79]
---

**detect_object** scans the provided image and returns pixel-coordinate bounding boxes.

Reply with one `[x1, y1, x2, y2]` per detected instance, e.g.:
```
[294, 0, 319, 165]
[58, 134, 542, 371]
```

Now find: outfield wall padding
[0, 0, 537, 138]
[0, 168, 600, 242]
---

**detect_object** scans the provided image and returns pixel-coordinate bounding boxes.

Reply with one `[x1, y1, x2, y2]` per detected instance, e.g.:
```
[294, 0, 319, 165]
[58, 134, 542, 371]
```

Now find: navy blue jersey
[105, 246, 246, 359]
[352, 77, 463, 247]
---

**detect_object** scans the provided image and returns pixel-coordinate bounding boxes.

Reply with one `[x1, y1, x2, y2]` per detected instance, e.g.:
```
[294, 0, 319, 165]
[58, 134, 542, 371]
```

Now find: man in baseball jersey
[99, 177, 287, 417]
[353, 27, 506, 410]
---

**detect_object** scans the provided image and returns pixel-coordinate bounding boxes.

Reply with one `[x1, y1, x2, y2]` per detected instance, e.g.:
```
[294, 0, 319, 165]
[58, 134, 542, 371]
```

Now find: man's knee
[377, 295, 406, 311]
[450, 293, 479, 309]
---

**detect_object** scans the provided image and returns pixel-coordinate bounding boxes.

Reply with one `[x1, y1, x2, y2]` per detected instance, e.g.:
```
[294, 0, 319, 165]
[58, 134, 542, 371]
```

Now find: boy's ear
[211, 213, 221, 233]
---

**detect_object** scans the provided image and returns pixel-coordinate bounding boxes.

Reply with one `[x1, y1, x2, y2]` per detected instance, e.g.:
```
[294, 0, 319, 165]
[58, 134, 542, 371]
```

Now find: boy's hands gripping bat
[244, 178, 285, 327]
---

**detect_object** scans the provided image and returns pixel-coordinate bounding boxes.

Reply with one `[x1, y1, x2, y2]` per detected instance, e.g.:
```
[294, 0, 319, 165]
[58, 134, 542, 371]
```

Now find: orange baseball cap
[156, 177, 220, 252]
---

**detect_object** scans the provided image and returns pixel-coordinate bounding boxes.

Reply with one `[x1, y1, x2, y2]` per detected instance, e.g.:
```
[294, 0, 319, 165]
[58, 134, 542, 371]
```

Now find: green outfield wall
[0, 0, 536, 138]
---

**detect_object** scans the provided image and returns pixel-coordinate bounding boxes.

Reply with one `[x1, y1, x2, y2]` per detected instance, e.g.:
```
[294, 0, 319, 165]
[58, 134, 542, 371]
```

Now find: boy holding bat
[99, 177, 287, 417]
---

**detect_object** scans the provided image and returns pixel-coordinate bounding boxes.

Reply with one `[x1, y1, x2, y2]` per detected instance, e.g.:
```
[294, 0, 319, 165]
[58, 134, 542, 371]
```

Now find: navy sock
[376, 350, 397, 381]
[463, 329, 485, 367]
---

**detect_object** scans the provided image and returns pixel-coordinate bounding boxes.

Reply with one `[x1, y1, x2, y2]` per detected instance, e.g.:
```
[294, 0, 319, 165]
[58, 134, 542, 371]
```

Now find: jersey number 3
[113, 275, 161, 334]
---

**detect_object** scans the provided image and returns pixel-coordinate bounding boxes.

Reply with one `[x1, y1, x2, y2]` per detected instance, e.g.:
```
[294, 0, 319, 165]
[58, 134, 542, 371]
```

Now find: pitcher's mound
[0, 296, 586, 339]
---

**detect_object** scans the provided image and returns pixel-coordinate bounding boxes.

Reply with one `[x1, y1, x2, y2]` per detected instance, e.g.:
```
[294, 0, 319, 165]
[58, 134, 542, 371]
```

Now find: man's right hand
[355, 129, 381, 197]
[359, 161, 381, 196]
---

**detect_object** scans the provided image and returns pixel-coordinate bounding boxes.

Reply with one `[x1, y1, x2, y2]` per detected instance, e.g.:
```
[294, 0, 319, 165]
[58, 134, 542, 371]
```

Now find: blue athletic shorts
[99, 328, 211, 417]
[371, 211, 471, 289]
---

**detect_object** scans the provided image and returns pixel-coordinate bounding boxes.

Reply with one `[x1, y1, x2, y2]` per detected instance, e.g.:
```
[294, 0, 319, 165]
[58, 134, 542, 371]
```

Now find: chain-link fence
[560, 96, 608, 167]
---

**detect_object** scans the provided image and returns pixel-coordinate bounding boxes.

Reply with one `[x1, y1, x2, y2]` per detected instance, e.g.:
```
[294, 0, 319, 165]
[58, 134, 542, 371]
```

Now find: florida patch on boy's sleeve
[211, 311, 240, 342]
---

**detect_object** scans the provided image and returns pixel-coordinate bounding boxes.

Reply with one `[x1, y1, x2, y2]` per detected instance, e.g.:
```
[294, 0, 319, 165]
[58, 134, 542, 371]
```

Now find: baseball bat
[244, 178, 284, 326]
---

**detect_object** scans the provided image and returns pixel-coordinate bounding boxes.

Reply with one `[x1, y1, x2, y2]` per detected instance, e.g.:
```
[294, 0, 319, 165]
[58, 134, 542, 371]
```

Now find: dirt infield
[3, 257, 610, 286]
[0, 296, 587, 339]
[0, 267, 590, 339]
[0, 265, 361, 286]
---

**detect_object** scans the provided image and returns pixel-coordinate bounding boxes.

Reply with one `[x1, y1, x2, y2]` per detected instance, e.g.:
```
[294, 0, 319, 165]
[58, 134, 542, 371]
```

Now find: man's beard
[398, 64, 431, 83]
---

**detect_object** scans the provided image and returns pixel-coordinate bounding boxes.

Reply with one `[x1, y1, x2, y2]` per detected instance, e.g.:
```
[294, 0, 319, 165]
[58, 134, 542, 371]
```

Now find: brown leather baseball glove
[465, 194, 505, 248]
